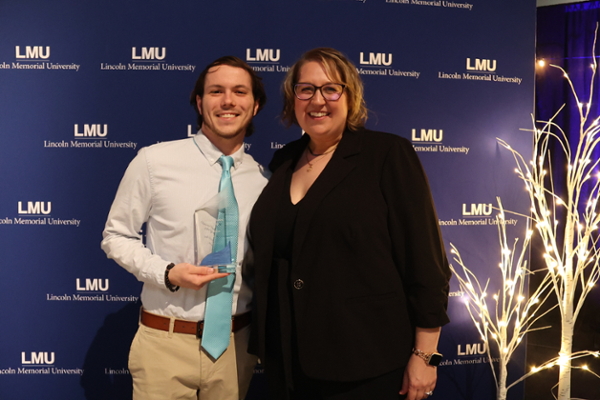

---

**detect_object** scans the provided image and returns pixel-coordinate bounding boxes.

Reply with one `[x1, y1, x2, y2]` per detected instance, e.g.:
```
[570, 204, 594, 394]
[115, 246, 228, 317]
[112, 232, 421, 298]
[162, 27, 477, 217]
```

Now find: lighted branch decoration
[497, 28, 600, 400]
[450, 198, 556, 400]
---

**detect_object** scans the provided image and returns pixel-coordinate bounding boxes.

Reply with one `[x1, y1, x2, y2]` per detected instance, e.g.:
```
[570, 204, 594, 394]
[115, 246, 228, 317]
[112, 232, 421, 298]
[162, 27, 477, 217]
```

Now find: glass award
[194, 191, 236, 273]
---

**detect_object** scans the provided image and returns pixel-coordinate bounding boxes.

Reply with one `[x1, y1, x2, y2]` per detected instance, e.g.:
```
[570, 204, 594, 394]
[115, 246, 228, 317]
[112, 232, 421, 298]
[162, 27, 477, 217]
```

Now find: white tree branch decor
[450, 198, 556, 400]
[498, 50, 600, 397]
[452, 26, 600, 400]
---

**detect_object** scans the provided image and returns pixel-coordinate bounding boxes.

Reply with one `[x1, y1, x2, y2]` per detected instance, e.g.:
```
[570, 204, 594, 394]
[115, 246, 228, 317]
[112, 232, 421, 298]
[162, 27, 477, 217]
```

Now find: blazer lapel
[291, 129, 362, 268]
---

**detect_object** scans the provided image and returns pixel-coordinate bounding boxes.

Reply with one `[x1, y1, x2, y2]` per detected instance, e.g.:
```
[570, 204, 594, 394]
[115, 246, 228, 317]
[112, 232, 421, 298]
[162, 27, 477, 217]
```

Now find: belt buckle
[196, 320, 204, 339]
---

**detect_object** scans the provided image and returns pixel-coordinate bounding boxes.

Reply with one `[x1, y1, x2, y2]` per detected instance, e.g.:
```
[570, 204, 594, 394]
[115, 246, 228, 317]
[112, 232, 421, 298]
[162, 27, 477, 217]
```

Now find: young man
[101, 56, 269, 400]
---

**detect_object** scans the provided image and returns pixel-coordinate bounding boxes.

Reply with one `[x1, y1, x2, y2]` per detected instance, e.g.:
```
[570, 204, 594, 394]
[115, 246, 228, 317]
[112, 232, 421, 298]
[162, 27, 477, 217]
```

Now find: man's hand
[167, 263, 229, 290]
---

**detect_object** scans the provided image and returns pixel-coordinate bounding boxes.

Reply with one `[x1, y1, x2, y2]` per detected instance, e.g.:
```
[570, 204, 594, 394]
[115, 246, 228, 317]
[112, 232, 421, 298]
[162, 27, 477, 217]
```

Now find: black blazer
[248, 128, 450, 382]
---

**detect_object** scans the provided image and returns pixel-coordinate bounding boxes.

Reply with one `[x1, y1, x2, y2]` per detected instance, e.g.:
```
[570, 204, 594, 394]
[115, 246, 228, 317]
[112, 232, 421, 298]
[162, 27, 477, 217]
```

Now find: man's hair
[281, 48, 367, 131]
[189, 56, 267, 137]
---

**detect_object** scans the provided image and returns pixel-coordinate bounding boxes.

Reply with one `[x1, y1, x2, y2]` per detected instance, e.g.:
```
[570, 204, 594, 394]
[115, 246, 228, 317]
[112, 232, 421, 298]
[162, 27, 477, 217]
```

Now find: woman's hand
[399, 353, 437, 400]
[400, 327, 441, 399]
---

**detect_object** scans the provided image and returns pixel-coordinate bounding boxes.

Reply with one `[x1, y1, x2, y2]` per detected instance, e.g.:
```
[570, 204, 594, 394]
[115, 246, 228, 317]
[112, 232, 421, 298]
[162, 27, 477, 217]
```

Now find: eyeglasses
[293, 83, 346, 101]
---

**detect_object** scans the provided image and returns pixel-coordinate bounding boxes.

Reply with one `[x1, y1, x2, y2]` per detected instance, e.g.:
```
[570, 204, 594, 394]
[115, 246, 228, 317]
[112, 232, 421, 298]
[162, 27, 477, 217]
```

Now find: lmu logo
[359, 52, 392, 66]
[457, 343, 487, 356]
[74, 124, 108, 137]
[132, 47, 166, 60]
[18, 201, 51, 215]
[462, 203, 493, 216]
[411, 129, 443, 143]
[76, 278, 109, 292]
[466, 58, 497, 72]
[21, 352, 55, 365]
[15, 46, 50, 59]
[246, 49, 280, 62]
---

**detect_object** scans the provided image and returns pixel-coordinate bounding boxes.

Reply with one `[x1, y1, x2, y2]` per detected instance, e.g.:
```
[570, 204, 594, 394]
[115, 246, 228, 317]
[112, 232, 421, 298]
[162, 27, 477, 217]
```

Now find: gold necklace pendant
[304, 143, 337, 172]
[305, 150, 315, 172]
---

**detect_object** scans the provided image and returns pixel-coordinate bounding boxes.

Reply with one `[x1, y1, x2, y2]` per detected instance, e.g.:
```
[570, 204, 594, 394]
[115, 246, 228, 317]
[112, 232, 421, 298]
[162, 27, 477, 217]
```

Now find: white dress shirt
[101, 131, 269, 320]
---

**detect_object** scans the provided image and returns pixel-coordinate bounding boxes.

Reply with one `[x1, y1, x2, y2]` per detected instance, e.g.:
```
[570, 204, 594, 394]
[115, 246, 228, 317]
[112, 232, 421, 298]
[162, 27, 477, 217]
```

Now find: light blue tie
[202, 155, 238, 359]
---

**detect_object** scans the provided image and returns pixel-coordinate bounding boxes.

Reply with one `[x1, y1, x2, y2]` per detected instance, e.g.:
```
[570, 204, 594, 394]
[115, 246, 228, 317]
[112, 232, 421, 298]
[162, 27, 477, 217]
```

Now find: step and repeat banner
[0, 1, 535, 399]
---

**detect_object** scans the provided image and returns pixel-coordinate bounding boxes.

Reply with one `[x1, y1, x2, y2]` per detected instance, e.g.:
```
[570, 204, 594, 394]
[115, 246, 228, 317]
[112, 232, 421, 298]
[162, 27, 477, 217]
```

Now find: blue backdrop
[0, 1, 535, 399]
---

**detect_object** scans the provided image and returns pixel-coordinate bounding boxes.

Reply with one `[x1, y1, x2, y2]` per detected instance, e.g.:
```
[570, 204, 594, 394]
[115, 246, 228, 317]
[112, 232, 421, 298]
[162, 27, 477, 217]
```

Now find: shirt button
[293, 279, 304, 290]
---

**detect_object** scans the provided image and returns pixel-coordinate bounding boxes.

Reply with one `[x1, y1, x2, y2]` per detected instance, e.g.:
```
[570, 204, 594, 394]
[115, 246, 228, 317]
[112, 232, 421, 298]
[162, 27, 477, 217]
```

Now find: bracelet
[412, 348, 443, 366]
[164, 263, 180, 292]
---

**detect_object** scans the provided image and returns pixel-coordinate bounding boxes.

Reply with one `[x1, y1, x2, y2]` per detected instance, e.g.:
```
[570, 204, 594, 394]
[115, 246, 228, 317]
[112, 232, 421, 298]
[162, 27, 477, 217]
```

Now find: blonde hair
[282, 48, 367, 131]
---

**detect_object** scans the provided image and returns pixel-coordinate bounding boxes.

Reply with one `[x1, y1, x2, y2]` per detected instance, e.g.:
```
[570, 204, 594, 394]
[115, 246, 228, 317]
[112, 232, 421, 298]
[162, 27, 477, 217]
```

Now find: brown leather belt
[140, 308, 251, 338]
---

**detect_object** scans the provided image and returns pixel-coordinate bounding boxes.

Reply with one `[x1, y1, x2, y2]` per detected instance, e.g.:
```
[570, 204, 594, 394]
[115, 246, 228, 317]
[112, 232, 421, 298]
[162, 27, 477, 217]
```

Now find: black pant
[265, 351, 406, 400]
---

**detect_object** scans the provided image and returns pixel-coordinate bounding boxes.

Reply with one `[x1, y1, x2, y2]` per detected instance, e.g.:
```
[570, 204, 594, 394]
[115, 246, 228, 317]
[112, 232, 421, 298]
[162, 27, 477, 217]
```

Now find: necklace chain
[308, 147, 325, 156]
[304, 144, 338, 172]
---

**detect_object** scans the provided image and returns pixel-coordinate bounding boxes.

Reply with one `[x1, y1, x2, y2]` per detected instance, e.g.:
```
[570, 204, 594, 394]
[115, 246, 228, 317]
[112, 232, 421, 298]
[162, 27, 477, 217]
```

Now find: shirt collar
[192, 129, 245, 169]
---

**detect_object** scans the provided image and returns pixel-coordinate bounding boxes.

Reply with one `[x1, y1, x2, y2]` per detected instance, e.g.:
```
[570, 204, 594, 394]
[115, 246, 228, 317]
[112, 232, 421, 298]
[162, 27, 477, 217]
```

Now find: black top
[266, 167, 300, 389]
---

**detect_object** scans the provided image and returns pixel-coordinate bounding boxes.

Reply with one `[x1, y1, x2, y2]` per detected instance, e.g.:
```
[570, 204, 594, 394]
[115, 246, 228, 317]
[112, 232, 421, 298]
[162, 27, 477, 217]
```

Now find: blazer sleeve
[380, 136, 451, 328]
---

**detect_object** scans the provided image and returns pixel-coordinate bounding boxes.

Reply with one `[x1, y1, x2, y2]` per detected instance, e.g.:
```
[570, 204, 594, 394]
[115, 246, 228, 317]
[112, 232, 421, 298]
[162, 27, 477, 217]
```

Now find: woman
[248, 48, 451, 400]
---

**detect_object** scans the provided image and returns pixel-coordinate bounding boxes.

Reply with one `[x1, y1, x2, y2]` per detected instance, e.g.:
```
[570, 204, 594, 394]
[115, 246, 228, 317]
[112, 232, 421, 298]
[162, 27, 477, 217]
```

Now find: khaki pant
[129, 321, 257, 400]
